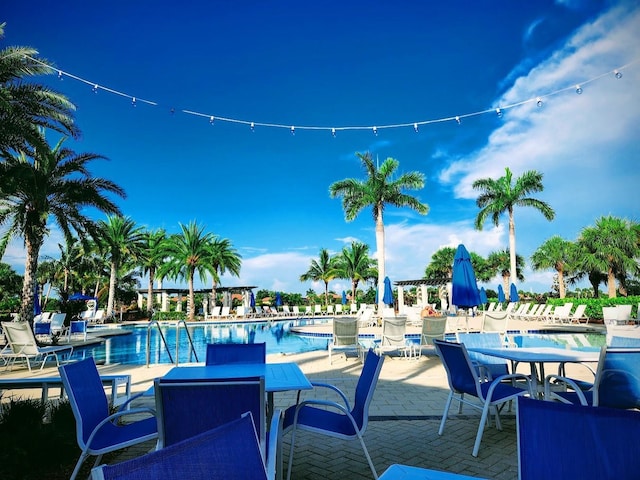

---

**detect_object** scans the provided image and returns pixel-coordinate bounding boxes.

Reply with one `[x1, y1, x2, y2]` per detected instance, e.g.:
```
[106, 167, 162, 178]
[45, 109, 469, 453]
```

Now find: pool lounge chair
[410, 315, 447, 359]
[374, 316, 410, 358]
[328, 317, 360, 364]
[0, 321, 73, 371]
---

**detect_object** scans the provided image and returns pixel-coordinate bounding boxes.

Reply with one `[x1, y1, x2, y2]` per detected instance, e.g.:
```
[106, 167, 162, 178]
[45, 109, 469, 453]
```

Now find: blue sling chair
[205, 342, 266, 365]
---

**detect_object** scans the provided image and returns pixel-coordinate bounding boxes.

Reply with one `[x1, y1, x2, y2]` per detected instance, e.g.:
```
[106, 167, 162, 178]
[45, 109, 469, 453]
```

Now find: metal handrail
[146, 319, 199, 367]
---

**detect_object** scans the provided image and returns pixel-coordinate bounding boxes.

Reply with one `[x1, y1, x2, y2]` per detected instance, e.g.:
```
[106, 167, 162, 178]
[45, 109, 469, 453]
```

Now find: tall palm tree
[208, 237, 242, 313]
[487, 249, 525, 299]
[0, 138, 124, 324]
[139, 229, 167, 313]
[300, 248, 337, 306]
[333, 241, 377, 305]
[424, 247, 456, 280]
[577, 215, 639, 298]
[473, 167, 555, 286]
[160, 221, 215, 321]
[530, 236, 576, 299]
[0, 23, 79, 155]
[329, 152, 428, 311]
[95, 216, 145, 316]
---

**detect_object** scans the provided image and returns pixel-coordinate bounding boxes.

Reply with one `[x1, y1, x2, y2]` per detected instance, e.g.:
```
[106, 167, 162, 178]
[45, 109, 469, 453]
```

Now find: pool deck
[0, 318, 601, 479]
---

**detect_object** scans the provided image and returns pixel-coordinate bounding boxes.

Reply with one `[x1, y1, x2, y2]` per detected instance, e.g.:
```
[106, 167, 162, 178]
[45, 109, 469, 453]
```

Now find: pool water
[75, 319, 331, 365]
[511, 332, 605, 351]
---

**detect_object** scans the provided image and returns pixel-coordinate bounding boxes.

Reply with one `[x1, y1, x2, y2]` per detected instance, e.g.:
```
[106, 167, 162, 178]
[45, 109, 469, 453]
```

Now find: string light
[23, 55, 636, 136]
[290, 126, 295, 135]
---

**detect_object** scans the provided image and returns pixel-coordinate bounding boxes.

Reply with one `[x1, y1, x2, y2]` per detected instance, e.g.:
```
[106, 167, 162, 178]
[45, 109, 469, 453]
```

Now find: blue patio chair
[456, 332, 510, 380]
[59, 357, 157, 480]
[609, 335, 640, 347]
[379, 464, 489, 479]
[433, 339, 532, 457]
[517, 397, 640, 479]
[68, 319, 88, 341]
[544, 346, 640, 409]
[92, 411, 279, 480]
[284, 349, 385, 480]
[205, 342, 266, 365]
[154, 376, 266, 453]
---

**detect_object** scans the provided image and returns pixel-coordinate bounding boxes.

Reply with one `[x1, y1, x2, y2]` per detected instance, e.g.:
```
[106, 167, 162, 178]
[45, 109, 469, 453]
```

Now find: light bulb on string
[209, 116, 215, 125]
[536, 97, 543, 107]
[455, 116, 461, 125]
[615, 70, 623, 79]
[250, 122, 255, 132]
[575, 85, 583, 94]
[290, 126, 295, 136]
[131, 97, 136, 107]
[413, 123, 419, 133]
[331, 128, 336, 138]
[372, 126, 378, 136]
[58, 70, 63, 80]
[92, 84, 99, 93]
[496, 108, 502, 118]
[170, 108, 175, 115]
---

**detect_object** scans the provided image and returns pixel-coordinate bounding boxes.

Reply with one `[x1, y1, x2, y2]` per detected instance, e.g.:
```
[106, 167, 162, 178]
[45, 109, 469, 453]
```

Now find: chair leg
[69, 451, 89, 480]
[438, 392, 454, 435]
[472, 402, 492, 457]
[357, 433, 379, 479]
[286, 426, 298, 480]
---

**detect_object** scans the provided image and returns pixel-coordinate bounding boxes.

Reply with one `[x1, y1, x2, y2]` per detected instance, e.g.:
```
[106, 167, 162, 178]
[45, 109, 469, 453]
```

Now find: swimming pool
[76, 319, 332, 365]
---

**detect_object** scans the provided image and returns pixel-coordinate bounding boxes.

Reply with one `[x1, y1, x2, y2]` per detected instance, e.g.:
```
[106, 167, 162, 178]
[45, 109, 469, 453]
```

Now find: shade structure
[341, 291, 347, 305]
[451, 245, 481, 309]
[275, 292, 283, 307]
[382, 276, 394, 306]
[510, 283, 519, 302]
[479, 287, 488, 306]
[69, 292, 97, 302]
[497, 284, 505, 303]
[250, 291, 256, 308]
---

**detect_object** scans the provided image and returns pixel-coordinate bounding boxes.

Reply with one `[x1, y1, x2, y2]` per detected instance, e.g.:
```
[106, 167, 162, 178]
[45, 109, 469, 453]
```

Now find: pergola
[393, 278, 451, 313]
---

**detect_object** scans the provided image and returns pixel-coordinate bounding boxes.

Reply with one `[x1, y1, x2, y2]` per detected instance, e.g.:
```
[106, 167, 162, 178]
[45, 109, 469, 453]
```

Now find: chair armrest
[488, 373, 534, 397]
[544, 375, 590, 405]
[267, 409, 283, 480]
[85, 406, 156, 450]
[116, 391, 146, 412]
[308, 382, 351, 409]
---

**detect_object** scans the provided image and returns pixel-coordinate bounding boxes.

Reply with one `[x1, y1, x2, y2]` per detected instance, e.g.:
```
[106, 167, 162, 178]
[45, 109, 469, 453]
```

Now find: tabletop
[162, 362, 313, 393]
[467, 347, 600, 364]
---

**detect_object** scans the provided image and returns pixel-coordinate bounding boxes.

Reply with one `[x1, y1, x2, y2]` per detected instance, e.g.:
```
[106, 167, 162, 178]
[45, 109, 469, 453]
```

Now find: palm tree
[139, 229, 167, 314]
[160, 221, 215, 321]
[0, 23, 78, 155]
[329, 152, 428, 311]
[333, 241, 377, 305]
[95, 216, 145, 317]
[487, 249, 525, 299]
[209, 237, 242, 313]
[577, 215, 639, 298]
[473, 167, 555, 286]
[300, 248, 337, 306]
[0, 138, 124, 324]
[530, 236, 576, 299]
[424, 247, 456, 280]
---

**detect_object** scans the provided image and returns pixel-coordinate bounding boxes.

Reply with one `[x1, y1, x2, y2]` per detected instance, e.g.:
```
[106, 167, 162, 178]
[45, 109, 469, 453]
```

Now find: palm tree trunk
[20, 237, 39, 326]
[108, 261, 117, 316]
[375, 212, 386, 312]
[557, 268, 566, 299]
[508, 208, 516, 300]
[211, 279, 218, 315]
[607, 268, 617, 298]
[147, 267, 155, 313]
[324, 281, 329, 306]
[188, 271, 195, 321]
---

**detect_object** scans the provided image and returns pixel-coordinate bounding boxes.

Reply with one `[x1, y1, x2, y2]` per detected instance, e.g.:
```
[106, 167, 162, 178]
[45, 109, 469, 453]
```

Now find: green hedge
[544, 296, 639, 321]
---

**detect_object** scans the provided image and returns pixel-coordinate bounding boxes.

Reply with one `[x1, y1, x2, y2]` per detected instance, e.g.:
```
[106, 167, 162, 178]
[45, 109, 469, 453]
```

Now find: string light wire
[24, 55, 638, 134]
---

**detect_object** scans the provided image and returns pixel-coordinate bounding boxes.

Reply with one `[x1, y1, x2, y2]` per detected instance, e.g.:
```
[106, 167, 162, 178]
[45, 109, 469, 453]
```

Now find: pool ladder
[146, 319, 199, 366]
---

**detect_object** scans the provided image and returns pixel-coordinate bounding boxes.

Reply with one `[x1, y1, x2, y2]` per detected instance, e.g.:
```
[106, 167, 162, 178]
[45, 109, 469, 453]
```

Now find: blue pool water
[511, 332, 605, 351]
[75, 319, 332, 365]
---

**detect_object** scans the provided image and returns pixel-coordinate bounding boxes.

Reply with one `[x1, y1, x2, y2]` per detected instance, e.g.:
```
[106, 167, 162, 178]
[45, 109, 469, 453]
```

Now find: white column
[161, 292, 169, 312]
[137, 293, 144, 310]
[420, 285, 428, 307]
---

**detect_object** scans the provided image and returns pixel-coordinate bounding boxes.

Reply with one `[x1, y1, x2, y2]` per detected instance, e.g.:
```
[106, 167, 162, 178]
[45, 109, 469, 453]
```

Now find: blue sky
[3, 0, 639, 296]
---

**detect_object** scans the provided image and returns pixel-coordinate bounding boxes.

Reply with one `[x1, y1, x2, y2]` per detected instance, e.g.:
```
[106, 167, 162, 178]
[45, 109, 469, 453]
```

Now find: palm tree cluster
[300, 242, 377, 306]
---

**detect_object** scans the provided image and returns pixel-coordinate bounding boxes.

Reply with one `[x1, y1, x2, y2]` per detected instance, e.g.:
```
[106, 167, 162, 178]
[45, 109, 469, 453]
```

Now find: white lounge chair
[328, 317, 361, 363]
[335, 304, 343, 315]
[313, 305, 323, 316]
[326, 305, 334, 316]
[374, 317, 410, 358]
[0, 321, 73, 371]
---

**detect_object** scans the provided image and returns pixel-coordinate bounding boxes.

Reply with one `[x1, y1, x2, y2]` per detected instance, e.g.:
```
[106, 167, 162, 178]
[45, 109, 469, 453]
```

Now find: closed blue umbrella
[69, 292, 97, 302]
[510, 283, 520, 302]
[382, 276, 393, 306]
[250, 291, 255, 308]
[479, 287, 488, 307]
[452, 244, 481, 330]
[275, 292, 283, 307]
[341, 291, 347, 305]
[497, 284, 505, 303]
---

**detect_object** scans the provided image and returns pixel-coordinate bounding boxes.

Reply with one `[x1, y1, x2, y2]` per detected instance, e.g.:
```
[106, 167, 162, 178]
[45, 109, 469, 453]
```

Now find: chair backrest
[205, 343, 266, 365]
[59, 357, 111, 449]
[593, 346, 640, 409]
[211, 305, 221, 316]
[481, 312, 509, 335]
[358, 308, 374, 327]
[304, 306, 312, 315]
[155, 376, 265, 450]
[292, 306, 300, 315]
[610, 336, 640, 347]
[93, 412, 268, 480]
[326, 305, 334, 315]
[350, 303, 358, 314]
[236, 306, 245, 317]
[332, 317, 359, 346]
[504, 302, 516, 313]
[1, 321, 39, 355]
[517, 397, 640, 480]
[571, 304, 587, 320]
[456, 332, 509, 377]
[433, 339, 482, 398]
[314, 305, 322, 314]
[380, 317, 406, 347]
[487, 302, 496, 312]
[220, 306, 230, 316]
[34, 320, 52, 336]
[70, 320, 88, 335]
[93, 310, 105, 322]
[335, 304, 343, 314]
[50, 313, 67, 333]
[617, 304, 632, 321]
[350, 350, 384, 433]
[420, 316, 447, 345]
[602, 306, 619, 323]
